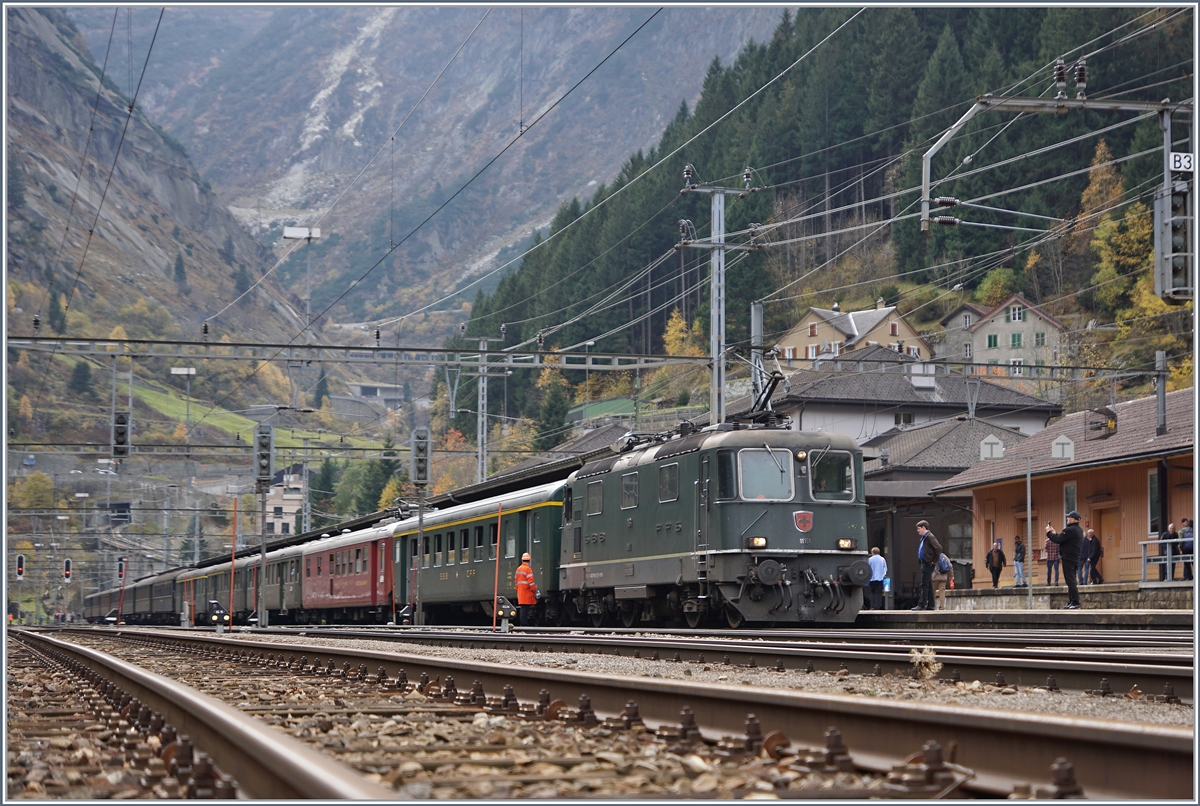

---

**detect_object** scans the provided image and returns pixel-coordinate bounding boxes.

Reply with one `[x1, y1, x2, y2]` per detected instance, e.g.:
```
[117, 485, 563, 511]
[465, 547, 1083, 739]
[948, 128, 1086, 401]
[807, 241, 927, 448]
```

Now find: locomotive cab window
[739, 448, 795, 501]
[716, 450, 736, 499]
[586, 480, 604, 515]
[621, 473, 639, 509]
[658, 463, 679, 503]
[809, 450, 855, 501]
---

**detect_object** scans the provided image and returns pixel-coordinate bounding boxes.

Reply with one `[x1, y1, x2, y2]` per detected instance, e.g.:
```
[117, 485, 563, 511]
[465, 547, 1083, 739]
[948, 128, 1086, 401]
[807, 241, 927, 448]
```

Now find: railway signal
[112, 411, 130, 457]
[254, 424, 274, 484]
[117, 558, 125, 580]
[15, 554, 24, 580]
[410, 428, 430, 487]
[63, 558, 72, 582]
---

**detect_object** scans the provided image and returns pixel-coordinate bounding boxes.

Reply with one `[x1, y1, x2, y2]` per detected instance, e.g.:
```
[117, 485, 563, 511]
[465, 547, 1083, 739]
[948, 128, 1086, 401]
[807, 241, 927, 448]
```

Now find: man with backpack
[912, 520, 942, 611]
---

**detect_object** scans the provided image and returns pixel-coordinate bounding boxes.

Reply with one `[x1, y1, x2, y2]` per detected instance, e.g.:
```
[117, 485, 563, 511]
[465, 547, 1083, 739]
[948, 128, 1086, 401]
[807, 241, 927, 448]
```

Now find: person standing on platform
[867, 547, 887, 610]
[912, 521, 941, 611]
[931, 560, 949, 610]
[1180, 518, 1193, 581]
[1046, 511, 1084, 609]
[1043, 533, 1060, 585]
[1012, 535, 1027, 587]
[985, 540, 1006, 588]
[515, 552, 538, 627]
[1160, 522, 1179, 581]
[1079, 530, 1097, 585]
[1088, 530, 1105, 584]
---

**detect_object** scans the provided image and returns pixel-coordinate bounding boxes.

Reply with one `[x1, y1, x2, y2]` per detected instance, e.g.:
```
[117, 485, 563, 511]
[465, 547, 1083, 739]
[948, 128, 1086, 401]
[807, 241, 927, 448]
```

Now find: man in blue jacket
[911, 521, 941, 611]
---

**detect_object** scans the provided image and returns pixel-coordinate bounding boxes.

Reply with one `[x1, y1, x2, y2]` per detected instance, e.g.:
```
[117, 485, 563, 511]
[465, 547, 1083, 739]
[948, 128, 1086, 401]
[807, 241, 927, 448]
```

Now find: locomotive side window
[573, 526, 582, 556]
[586, 480, 604, 515]
[474, 526, 484, 562]
[739, 448, 795, 501]
[460, 529, 470, 564]
[716, 450, 736, 499]
[658, 463, 679, 502]
[563, 487, 573, 522]
[810, 450, 855, 501]
[621, 473, 639, 509]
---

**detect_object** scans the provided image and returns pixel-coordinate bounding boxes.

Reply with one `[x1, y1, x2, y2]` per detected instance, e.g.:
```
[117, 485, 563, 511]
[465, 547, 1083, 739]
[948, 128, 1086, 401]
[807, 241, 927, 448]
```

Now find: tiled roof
[932, 388, 1194, 493]
[863, 418, 1027, 474]
[939, 302, 988, 328]
[811, 306, 893, 345]
[971, 293, 1067, 333]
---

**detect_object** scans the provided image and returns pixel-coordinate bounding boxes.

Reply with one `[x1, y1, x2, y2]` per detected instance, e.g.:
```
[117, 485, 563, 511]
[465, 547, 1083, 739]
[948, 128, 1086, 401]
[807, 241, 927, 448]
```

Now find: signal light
[16, 554, 25, 580]
[117, 558, 125, 580]
[112, 411, 130, 457]
[254, 424, 274, 483]
[63, 558, 72, 582]
[410, 427, 430, 487]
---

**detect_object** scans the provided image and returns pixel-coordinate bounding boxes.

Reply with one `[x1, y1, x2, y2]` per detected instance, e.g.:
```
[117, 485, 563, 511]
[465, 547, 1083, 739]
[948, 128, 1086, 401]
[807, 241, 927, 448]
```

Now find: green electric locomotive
[558, 422, 870, 627]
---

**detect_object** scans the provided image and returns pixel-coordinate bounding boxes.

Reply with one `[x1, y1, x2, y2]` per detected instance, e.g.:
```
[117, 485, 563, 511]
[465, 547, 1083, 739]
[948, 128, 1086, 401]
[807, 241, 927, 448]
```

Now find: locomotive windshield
[810, 450, 855, 501]
[738, 448, 795, 501]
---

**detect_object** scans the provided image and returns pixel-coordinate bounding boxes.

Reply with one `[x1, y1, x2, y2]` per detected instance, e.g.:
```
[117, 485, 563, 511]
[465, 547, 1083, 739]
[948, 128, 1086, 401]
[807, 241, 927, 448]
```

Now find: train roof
[390, 480, 564, 535]
[299, 520, 401, 555]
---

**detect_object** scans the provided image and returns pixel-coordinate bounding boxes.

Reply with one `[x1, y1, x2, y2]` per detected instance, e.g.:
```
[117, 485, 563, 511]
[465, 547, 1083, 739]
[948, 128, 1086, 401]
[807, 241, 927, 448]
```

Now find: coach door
[695, 456, 710, 585]
[375, 539, 387, 607]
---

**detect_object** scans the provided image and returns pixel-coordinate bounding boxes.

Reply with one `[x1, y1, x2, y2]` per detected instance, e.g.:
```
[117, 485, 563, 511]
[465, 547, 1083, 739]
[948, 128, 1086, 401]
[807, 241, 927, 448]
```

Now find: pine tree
[535, 382, 570, 451]
[47, 292, 66, 334]
[233, 264, 250, 294]
[67, 360, 94, 399]
[311, 368, 330, 409]
[218, 234, 235, 266]
[173, 252, 187, 285]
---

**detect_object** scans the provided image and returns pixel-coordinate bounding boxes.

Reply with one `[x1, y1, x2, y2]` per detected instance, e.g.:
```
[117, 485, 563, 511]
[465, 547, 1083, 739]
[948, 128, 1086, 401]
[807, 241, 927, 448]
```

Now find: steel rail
[230, 625, 1194, 700]
[83, 629, 1193, 799]
[12, 630, 393, 800]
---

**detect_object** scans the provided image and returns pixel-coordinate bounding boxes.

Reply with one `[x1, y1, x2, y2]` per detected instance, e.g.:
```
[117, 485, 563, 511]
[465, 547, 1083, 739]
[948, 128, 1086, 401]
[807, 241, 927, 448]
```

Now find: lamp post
[584, 341, 595, 426]
[170, 367, 196, 448]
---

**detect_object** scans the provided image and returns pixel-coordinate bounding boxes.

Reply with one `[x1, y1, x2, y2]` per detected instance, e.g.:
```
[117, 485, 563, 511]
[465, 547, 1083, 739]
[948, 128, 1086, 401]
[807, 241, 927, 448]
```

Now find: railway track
[233, 625, 1195, 701]
[20, 627, 1194, 799]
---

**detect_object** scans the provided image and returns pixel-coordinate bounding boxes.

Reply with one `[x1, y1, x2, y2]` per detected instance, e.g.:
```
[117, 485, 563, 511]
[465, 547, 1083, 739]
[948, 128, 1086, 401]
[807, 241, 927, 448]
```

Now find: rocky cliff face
[6, 7, 292, 343]
[64, 7, 791, 329]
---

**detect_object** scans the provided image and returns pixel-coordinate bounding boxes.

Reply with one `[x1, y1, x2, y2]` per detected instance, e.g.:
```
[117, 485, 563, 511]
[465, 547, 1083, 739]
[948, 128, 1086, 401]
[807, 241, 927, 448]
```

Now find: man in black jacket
[1046, 511, 1084, 609]
[912, 520, 942, 611]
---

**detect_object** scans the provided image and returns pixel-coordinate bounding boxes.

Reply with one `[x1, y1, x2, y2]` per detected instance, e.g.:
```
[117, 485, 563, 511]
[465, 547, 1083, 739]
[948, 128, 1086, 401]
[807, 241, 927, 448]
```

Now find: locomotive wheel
[723, 603, 745, 629]
[684, 609, 704, 629]
[589, 610, 609, 628]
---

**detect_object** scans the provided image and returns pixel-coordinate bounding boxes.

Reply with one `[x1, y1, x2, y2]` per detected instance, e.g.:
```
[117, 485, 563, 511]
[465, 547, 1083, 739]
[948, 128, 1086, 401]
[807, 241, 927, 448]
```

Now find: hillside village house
[939, 294, 1066, 378]
[258, 466, 306, 537]
[931, 389, 1193, 585]
[776, 302, 931, 366]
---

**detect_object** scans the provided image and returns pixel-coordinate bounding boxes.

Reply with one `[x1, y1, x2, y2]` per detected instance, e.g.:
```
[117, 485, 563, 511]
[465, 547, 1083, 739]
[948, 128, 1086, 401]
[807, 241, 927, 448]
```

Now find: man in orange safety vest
[515, 552, 537, 627]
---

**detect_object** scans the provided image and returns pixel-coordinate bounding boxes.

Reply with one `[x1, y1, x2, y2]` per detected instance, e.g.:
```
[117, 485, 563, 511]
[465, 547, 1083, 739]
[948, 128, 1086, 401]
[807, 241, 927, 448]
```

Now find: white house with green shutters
[939, 294, 1065, 379]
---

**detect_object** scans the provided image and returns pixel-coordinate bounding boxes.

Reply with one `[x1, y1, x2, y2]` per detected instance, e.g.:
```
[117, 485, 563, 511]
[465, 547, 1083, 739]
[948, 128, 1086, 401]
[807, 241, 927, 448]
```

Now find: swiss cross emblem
[793, 511, 813, 532]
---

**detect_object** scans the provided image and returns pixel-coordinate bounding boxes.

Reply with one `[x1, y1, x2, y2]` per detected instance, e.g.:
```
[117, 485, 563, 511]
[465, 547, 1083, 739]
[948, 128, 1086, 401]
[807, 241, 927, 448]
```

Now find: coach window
[447, 532, 455, 566]
[489, 523, 498, 560]
[621, 473, 639, 509]
[329, 553, 335, 576]
[305, 558, 311, 578]
[422, 536, 430, 568]
[316, 555, 322, 576]
[475, 526, 484, 562]
[809, 450, 855, 501]
[411, 538, 418, 571]
[716, 450, 736, 499]
[356, 548, 364, 573]
[460, 529, 470, 563]
[739, 448, 795, 501]
[658, 463, 679, 503]
[434, 534, 443, 567]
[505, 518, 517, 559]
[587, 480, 604, 515]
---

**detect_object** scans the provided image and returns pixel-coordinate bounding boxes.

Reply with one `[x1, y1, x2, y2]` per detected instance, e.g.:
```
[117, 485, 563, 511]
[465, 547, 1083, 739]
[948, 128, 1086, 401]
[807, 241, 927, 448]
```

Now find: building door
[1099, 509, 1121, 582]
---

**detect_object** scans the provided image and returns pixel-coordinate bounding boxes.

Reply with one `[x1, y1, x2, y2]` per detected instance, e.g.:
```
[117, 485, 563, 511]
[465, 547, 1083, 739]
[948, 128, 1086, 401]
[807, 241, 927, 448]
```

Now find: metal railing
[1138, 537, 1195, 581]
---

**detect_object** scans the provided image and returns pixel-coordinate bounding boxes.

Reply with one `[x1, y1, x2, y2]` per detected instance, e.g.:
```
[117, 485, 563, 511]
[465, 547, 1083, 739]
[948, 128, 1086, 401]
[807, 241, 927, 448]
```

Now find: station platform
[858, 580, 1193, 629]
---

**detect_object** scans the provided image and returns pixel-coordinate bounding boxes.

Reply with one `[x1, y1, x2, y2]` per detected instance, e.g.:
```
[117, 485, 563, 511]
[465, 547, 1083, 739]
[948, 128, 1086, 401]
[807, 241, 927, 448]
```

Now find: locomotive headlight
[837, 538, 857, 550]
[794, 451, 807, 462]
[747, 536, 768, 549]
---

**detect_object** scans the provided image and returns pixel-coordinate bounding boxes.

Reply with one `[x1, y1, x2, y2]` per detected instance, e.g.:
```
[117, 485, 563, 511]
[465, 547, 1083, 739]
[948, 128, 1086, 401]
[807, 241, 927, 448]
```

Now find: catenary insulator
[500, 323, 506, 335]
[933, 216, 960, 227]
[1073, 59, 1087, 98]
[683, 164, 693, 185]
[934, 197, 959, 207]
[374, 328, 381, 342]
[32, 314, 41, 332]
[1053, 58, 1067, 96]
[743, 168, 752, 188]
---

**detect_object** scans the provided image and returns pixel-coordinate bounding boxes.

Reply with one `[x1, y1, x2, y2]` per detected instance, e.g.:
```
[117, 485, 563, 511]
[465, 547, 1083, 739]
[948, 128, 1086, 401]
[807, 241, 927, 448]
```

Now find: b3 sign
[1170, 152, 1193, 172]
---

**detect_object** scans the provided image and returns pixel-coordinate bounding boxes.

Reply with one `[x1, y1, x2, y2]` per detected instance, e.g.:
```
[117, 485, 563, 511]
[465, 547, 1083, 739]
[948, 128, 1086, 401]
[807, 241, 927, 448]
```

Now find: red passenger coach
[301, 522, 397, 622]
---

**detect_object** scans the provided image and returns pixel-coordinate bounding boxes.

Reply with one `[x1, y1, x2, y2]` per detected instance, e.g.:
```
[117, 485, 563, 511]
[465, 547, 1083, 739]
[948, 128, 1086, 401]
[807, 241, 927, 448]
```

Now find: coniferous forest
[446, 7, 1193, 447]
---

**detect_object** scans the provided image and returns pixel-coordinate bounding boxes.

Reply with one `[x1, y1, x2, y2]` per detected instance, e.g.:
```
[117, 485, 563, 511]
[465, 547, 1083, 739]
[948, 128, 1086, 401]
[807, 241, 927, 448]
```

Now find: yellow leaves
[18, 394, 33, 421]
[1168, 356, 1193, 392]
[432, 429, 476, 495]
[662, 309, 704, 356]
[12, 471, 55, 509]
[173, 422, 188, 441]
[536, 367, 567, 391]
[107, 324, 128, 341]
[378, 476, 405, 510]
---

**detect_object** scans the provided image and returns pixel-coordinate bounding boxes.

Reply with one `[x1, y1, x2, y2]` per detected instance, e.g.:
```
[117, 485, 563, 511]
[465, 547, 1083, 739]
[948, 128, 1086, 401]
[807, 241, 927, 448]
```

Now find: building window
[890, 322, 899, 336]
[808, 323, 817, 337]
[907, 346, 920, 357]
[1009, 305, 1025, 322]
[1011, 332, 1023, 349]
[806, 345, 818, 359]
[963, 313, 972, 328]
[620, 472, 639, 509]
[1009, 359, 1024, 376]
[986, 334, 998, 349]
[894, 412, 914, 426]
[281, 522, 290, 534]
[784, 346, 795, 360]
[963, 343, 972, 359]
[1064, 482, 1077, 522]
[273, 506, 283, 517]
[1148, 471, 1160, 534]
[1034, 332, 1046, 347]
[266, 522, 275, 534]
[832, 341, 842, 356]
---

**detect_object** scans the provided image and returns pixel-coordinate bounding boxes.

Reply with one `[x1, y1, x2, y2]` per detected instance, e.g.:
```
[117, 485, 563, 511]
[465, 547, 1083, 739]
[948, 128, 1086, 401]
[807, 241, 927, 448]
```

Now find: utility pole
[679, 166, 760, 425]
[282, 227, 322, 407]
[475, 336, 503, 483]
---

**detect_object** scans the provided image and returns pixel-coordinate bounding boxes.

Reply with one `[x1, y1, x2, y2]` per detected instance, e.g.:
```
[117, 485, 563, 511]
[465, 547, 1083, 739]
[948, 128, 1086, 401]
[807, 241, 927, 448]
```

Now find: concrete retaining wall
[944, 581, 1193, 610]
